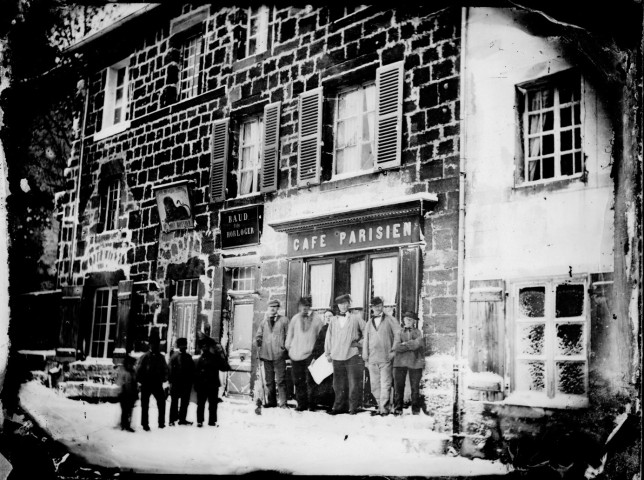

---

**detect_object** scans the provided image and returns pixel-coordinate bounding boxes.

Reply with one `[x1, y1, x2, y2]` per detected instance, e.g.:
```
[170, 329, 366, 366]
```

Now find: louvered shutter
[375, 62, 404, 169]
[260, 102, 281, 193]
[210, 118, 229, 202]
[297, 87, 323, 186]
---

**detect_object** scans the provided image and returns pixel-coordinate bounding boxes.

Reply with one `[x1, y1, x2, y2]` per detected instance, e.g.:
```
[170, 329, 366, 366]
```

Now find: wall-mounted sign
[221, 205, 263, 249]
[154, 181, 194, 233]
[287, 216, 421, 257]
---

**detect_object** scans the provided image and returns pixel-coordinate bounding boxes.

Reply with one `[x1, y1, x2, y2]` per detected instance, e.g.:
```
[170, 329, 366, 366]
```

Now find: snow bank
[19, 381, 510, 476]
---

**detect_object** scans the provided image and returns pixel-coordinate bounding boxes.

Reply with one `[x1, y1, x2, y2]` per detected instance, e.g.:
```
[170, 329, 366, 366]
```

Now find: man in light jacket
[325, 294, 365, 415]
[255, 299, 289, 408]
[286, 296, 323, 411]
[362, 296, 400, 416]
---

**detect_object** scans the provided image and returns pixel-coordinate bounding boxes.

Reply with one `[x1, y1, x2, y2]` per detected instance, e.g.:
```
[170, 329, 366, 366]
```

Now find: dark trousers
[332, 355, 364, 413]
[196, 386, 218, 425]
[141, 384, 166, 428]
[393, 367, 423, 413]
[119, 396, 135, 429]
[263, 357, 287, 407]
[291, 356, 315, 409]
[169, 385, 191, 424]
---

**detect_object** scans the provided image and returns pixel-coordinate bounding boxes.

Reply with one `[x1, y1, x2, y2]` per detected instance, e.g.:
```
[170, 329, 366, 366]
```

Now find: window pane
[573, 104, 581, 124]
[556, 361, 586, 394]
[574, 152, 582, 172]
[310, 263, 333, 309]
[528, 91, 540, 111]
[574, 128, 581, 149]
[561, 153, 573, 176]
[240, 171, 254, 195]
[516, 360, 545, 391]
[559, 84, 573, 104]
[519, 287, 545, 317]
[556, 323, 584, 355]
[542, 111, 553, 131]
[371, 256, 398, 307]
[560, 130, 572, 151]
[350, 259, 366, 308]
[361, 142, 374, 170]
[541, 88, 553, 108]
[528, 138, 541, 157]
[542, 134, 554, 155]
[528, 159, 541, 181]
[560, 106, 572, 127]
[518, 323, 545, 355]
[542, 157, 554, 178]
[556, 284, 584, 317]
[528, 114, 542, 134]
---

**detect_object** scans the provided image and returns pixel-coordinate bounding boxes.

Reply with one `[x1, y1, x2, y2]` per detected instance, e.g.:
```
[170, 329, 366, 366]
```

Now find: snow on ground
[20, 381, 511, 476]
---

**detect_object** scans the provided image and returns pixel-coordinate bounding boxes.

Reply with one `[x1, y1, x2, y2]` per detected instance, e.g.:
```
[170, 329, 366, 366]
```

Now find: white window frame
[101, 179, 120, 233]
[231, 266, 256, 292]
[236, 116, 263, 198]
[175, 278, 200, 299]
[519, 74, 584, 185]
[90, 286, 118, 358]
[246, 5, 270, 57]
[95, 59, 131, 141]
[508, 276, 590, 409]
[179, 33, 204, 101]
[333, 82, 377, 179]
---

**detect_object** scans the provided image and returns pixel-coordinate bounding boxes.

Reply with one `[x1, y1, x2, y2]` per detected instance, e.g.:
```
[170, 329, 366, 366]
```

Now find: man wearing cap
[136, 331, 169, 431]
[362, 296, 400, 416]
[168, 337, 195, 426]
[286, 296, 323, 411]
[392, 311, 425, 415]
[324, 294, 366, 415]
[255, 299, 290, 408]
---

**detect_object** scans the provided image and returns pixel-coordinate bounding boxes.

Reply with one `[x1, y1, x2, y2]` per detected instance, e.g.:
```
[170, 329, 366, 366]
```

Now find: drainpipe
[68, 78, 90, 286]
[453, 6, 469, 437]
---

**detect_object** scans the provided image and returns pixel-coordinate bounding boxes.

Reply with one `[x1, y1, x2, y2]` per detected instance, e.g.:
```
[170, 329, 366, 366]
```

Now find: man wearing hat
[392, 311, 425, 415]
[324, 294, 366, 415]
[168, 337, 195, 426]
[362, 296, 400, 416]
[286, 296, 323, 411]
[136, 330, 169, 431]
[255, 299, 290, 408]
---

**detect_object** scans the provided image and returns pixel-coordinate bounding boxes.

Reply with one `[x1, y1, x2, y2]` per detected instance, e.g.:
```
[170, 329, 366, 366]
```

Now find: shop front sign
[221, 205, 263, 249]
[153, 180, 194, 233]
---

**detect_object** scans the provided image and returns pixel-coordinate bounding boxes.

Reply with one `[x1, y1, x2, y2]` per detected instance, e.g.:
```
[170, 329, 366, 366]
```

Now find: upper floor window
[513, 279, 588, 404]
[97, 59, 130, 139]
[100, 179, 120, 232]
[246, 6, 270, 57]
[237, 117, 263, 196]
[519, 74, 583, 183]
[334, 83, 376, 177]
[179, 34, 204, 101]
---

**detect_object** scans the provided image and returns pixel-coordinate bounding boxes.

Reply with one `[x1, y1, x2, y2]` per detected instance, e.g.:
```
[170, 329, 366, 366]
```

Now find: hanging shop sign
[153, 180, 194, 233]
[287, 216, 420, 257]
[221, 205, 263, 249]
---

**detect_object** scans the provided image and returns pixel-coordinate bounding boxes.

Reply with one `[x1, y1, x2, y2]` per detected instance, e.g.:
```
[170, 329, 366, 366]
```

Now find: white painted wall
[463, 8, 614, 282]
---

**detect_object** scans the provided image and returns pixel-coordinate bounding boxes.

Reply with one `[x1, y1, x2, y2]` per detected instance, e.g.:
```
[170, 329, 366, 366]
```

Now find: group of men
[118, 332, 229, 431]
[255, 294, 425, 416]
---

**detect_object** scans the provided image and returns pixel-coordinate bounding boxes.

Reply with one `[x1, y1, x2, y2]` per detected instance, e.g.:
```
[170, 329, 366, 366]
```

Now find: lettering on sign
[221, 205, 263, 248]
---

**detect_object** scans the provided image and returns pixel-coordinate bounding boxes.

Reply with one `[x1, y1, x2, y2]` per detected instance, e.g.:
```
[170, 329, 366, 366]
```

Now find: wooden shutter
[375, 61, 403, 169]
[210, 118, 230, 202]
[297, 87, 323, 186]
[400, 246, 420, 317]
[286, 258, 304, 320]
[260, 102, 281, 193]
[59, 286, 82, 352]
[116, 280, 134, 351]
[468, 280, 505, 377]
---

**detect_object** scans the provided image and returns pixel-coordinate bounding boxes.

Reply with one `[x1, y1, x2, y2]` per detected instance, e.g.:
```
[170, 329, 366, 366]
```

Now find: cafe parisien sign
[287, 216, 420, 257]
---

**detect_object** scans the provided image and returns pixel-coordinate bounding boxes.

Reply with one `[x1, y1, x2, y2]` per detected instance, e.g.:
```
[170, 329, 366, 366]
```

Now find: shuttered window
[297, 87, 323, 186]
[237, 117, 263, 197]
[260, 102, 281, 193]
[375, 62, 403, 169]
[210, 118, 230, 202]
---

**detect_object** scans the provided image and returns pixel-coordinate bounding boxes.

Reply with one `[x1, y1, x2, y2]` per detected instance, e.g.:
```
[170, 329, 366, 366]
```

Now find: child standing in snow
[117, 355, 138, 432]
[391, 311, 425, 416]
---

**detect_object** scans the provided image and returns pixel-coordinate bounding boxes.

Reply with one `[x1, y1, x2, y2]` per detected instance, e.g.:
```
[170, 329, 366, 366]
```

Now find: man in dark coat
[312, 308, 335, 410]
[195, 336, 230, 427]
[136, 332, 169, 431]
[168, 337, 195, 426]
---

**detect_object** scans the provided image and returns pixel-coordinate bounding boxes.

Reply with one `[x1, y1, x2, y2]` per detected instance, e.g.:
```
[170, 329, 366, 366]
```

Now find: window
[175, 278, 199, 298]
[237, 117, 263, 196]
[99, 179, 120, 232]
[520, 74, 583, 183]
[99, 59, 130, 136]
[246, 6, 269, 57]
[179, 34, 204, 101]
[90, 287, 118, 358]
[334, 83, 376, 176]
[231, 266, 255, 291]
[513, 279, 588, 403]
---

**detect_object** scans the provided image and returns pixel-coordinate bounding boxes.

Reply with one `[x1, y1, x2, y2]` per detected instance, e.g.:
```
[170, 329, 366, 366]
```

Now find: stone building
[48, 3, 640, 458]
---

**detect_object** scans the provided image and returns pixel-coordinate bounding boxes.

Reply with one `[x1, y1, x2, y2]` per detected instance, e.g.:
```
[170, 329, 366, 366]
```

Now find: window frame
[245, 5, 270, 58]
[235, 116, 264, 198]
[100, 179, 121, 233]
[179, 32, 205, 102]
[508, 275, 590, 408]
[517, 72, 585, 186]
[96, 59, 131, 141]
[174, 278, 200, 299]
[332, 82, 377, 180]
[90, 286, 119, 358]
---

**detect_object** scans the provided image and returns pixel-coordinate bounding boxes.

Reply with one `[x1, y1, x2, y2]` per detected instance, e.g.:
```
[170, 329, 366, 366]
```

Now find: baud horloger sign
[220, 205, 263, 249]
[287, 216, 421, 257]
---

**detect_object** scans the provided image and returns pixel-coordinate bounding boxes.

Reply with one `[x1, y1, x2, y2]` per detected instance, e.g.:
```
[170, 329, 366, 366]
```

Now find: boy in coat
[255, 299, 290, 408]
[136, 331, 169, 431]
[362, 296, 400, 416]
[195, 336, 230, 427]
[116, 354, 138, 432]
[168, 337, 195, 426]
[392, 311, 425, 415]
